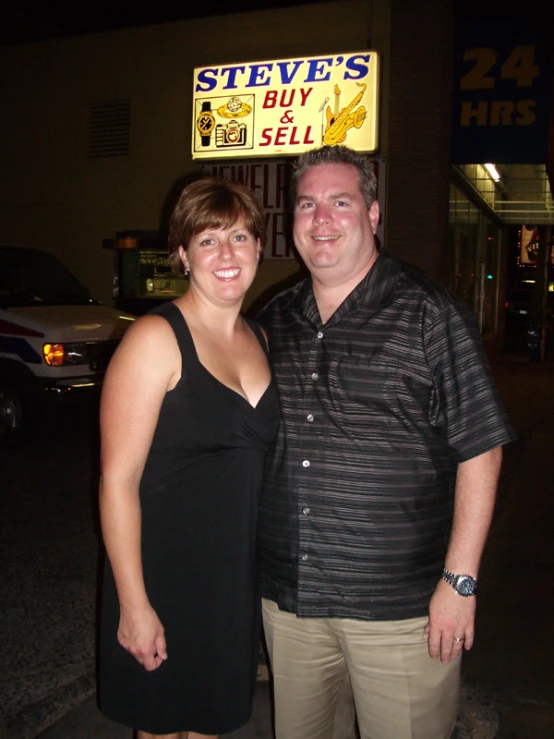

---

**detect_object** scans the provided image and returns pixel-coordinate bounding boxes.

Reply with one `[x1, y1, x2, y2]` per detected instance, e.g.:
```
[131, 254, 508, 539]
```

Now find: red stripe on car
[0, 319, 45, 338]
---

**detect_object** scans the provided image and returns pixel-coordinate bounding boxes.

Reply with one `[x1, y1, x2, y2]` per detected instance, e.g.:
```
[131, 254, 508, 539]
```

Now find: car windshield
[0, 247, 94, 307]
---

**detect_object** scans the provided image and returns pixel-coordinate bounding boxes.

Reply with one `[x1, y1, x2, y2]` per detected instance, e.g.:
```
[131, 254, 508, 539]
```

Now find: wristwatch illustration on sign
[196, 101, 216, 147]
[442, 568, 478, 596]
[196, 96, 253, 150]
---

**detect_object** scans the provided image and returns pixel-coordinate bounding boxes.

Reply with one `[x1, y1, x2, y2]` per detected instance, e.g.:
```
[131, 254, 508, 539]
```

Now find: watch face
[456, 576, 476, 596]
[197, 110, 215, 137]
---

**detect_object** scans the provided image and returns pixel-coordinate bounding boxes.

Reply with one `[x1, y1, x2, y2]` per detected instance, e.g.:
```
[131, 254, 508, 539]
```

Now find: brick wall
[385, 0, 454, 283]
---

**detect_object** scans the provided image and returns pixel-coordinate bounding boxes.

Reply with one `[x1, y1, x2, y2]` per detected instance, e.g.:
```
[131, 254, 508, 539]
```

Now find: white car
[0, 245, 135, 445]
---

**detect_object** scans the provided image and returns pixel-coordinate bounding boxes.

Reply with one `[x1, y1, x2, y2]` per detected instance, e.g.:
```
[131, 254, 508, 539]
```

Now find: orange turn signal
[43, 343, 65, 366]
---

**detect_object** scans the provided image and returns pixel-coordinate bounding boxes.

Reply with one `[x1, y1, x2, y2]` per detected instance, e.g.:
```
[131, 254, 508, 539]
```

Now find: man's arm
[426, 445, 503, 664]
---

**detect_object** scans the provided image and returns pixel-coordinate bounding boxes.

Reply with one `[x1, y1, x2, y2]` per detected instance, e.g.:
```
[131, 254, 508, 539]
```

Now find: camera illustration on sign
[195, 95, 254, 150]
[192, 52, 379, 159]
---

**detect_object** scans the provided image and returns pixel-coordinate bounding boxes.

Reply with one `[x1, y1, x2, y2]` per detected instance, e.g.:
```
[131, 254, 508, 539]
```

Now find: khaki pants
[262, 598, 460, 739]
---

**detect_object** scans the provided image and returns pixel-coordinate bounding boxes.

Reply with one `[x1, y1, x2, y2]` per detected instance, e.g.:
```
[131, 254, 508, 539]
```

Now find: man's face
[293, 162, 380, 288]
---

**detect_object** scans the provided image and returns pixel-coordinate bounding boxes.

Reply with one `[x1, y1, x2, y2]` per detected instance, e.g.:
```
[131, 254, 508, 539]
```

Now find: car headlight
[43, 342, 89, 366]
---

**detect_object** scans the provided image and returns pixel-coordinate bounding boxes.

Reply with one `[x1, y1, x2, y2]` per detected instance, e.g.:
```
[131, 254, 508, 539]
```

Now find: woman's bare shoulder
[106, 312, 180, 380]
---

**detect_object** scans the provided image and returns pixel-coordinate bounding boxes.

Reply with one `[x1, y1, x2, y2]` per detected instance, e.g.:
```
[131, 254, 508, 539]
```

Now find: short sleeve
[424, 297, 517, 462]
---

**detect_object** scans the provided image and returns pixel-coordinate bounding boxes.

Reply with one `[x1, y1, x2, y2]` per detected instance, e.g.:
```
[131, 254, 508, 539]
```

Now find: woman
[98, 177, 280, 739]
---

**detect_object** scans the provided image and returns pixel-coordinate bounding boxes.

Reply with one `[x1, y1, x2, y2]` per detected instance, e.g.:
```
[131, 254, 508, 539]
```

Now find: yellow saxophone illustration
[323, 82, 367, 146]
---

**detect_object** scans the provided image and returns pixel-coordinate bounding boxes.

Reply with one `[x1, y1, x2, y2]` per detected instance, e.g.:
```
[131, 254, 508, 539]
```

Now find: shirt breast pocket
[331, 349, 399, 409]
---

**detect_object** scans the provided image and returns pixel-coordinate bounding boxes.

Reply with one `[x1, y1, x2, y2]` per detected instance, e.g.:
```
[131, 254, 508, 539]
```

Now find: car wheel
[0, 382, 32, 447]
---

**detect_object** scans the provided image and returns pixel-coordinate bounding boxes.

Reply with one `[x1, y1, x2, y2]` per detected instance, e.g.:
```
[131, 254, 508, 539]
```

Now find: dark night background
[2, 0, 551, 46]
[1, 0, 328, 45]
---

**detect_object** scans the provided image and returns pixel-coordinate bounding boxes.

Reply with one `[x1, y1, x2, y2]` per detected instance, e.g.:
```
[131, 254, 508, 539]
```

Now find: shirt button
[306, 414, 314, 422]
[300, 553, 309, 561]
[316, 331, 324, 339]
[302, 460, 310, 468]
[311, 372, 318, 381]
[302, 507, 311, 515]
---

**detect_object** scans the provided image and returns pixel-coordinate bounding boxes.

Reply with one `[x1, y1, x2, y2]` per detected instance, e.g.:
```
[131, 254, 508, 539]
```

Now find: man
[257, 145, 516, 739]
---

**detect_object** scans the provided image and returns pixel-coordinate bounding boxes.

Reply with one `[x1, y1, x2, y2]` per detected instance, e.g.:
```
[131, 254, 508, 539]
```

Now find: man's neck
[312, 254, 378, 324]
[312, 281, 356, 324]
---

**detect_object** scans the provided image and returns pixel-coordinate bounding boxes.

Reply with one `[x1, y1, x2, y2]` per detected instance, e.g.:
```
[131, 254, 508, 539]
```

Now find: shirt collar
[291, 249, 401, 328]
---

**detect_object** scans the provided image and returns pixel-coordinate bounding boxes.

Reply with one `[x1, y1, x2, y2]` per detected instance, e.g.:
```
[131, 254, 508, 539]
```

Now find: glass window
[482, 224, 500, 335]
[449, 184, 478, 314]
[448, 182, 502, 333]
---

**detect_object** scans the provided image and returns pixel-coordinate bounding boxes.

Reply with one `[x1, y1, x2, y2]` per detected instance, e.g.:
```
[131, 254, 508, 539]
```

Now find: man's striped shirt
[258, 249, 516, 620]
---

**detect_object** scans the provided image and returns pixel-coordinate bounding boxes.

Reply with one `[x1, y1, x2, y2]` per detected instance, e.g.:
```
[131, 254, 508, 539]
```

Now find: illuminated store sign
[192, 52, 379, 159]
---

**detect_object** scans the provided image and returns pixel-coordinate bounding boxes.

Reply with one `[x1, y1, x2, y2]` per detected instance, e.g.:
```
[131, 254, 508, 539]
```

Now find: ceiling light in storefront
[484, 163, 501, 182]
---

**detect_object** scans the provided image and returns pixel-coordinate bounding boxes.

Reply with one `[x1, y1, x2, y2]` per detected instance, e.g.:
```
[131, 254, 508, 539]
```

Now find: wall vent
[88, 98, 131, 158]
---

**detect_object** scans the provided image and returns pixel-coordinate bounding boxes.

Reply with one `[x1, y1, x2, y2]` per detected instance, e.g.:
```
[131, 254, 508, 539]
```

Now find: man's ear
[368, 200, 380, 236]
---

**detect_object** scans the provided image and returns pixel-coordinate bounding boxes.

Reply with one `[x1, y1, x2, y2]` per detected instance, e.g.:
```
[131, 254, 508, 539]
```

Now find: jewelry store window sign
[192, 52, 379, 159]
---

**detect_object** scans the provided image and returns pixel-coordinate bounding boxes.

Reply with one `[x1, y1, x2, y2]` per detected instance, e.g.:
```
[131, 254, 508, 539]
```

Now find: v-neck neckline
[181, 313, 272, 410]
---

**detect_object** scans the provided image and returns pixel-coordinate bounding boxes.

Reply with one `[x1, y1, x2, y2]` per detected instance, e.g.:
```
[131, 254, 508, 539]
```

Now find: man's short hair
[293, 145, 377, 208]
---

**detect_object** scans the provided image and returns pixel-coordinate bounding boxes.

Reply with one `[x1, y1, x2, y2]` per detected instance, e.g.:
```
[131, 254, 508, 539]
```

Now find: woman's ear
[178, 245, 190, 274]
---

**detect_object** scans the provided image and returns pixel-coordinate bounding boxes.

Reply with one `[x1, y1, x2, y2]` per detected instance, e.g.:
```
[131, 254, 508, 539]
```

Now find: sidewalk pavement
[35, 356, 554, 739]
[36, 679, 273, 739]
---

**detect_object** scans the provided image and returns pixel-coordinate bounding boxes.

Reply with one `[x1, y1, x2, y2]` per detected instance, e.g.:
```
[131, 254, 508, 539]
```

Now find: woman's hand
[100, 314, 180, 674]
[117, 604, 168, 671]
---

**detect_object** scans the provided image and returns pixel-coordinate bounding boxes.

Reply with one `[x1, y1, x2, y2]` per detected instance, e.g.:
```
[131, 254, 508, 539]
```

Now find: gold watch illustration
[197, 101, 215, 146]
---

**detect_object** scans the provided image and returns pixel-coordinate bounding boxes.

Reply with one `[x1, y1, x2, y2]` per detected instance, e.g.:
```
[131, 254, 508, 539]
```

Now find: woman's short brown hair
[168, 177, 267, 273]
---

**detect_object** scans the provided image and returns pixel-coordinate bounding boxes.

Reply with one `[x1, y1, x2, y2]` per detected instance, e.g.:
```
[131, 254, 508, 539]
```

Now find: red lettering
[259, 128, 272, 146]
[258, 126, 316, 147]
[289, 126, 300, 145]
[299, 88, 313, 106]
[280, 89, 295, 107]
[275, 127, 288, 146]
[263, 90, 278, 108]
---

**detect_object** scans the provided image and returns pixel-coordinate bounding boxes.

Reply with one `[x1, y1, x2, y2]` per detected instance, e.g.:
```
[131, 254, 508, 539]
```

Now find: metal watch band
[442, 568, 457, 586]
[442, 568, 478, 596]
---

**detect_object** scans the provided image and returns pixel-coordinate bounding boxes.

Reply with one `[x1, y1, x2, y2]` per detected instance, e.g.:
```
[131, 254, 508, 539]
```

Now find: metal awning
[454, 163, 554, 225]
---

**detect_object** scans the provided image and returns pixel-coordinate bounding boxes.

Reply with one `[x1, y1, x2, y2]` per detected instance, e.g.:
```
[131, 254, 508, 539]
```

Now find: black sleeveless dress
[99, 302, 280, 735]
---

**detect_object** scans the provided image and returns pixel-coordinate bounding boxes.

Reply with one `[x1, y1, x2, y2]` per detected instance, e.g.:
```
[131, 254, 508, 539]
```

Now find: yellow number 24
[460, 45, 540, 90]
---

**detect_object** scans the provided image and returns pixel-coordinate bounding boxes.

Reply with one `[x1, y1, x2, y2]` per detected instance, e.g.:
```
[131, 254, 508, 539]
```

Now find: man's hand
[425, 579, 476, 664]
[117, 604, 168, 671]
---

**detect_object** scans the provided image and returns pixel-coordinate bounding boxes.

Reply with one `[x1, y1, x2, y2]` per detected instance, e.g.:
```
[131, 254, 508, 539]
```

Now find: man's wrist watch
[442, 568, 478, 596]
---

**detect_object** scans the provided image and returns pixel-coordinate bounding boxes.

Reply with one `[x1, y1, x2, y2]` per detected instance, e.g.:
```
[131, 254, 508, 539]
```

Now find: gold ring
[453, 636, 464, 642]
[217, 102, 252, 119]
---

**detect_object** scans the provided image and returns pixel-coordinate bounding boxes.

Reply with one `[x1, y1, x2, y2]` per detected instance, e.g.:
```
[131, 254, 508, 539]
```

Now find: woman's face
[179, 219, 261, 308]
